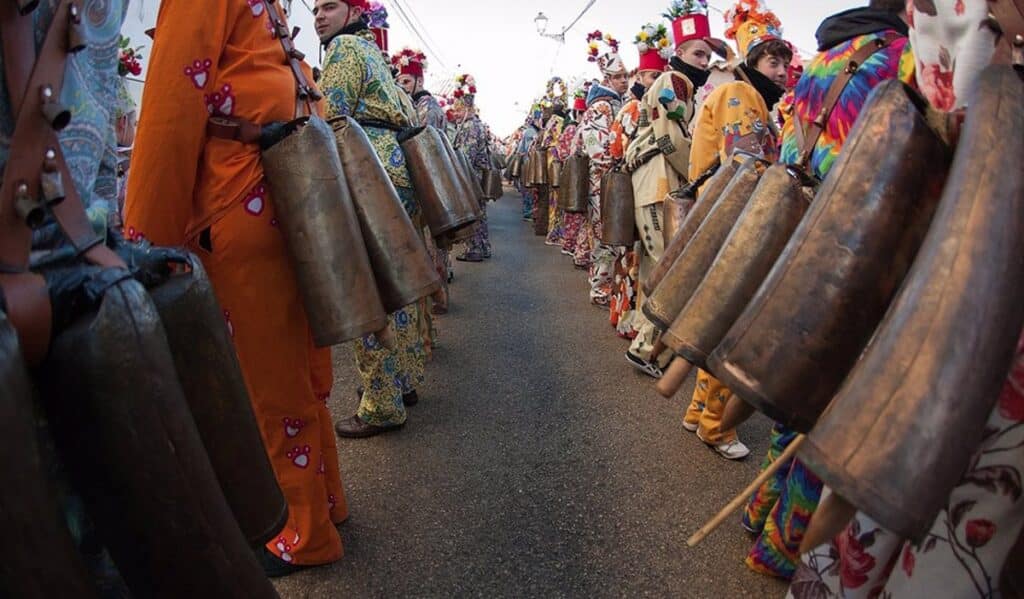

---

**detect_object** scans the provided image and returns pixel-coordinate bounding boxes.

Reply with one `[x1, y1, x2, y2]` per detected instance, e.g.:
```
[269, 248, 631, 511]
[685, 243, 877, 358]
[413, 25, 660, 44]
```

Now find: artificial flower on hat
[664, 0, 713, 50]
[586, 31, 627, 76]
[723, 0, 783, 59]
[634, 23, 673, 72]
[452, 73, 478, 106]
[391, 47, 427, 78]
[364, 0, 390, 51]
[545, 76, 569, 108]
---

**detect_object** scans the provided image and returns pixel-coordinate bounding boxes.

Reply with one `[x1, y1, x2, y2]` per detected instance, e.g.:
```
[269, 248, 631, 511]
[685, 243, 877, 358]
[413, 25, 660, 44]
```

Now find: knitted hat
[587, 31, 627, 76]
[634, 23, 673, 72]
[724, 0, 783, 59]
[391, 48, 427, 78]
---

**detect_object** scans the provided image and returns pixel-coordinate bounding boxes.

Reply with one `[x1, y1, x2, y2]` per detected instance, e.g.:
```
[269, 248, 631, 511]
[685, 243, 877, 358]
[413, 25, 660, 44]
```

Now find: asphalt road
[274, 192, 787, 598]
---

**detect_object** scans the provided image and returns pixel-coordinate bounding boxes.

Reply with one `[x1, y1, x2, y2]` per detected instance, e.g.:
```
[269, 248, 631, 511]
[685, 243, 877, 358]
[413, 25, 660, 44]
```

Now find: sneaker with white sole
[696, 430, 750, 460]
[625, 351, 664, 379]
[681, 420, 699, 433]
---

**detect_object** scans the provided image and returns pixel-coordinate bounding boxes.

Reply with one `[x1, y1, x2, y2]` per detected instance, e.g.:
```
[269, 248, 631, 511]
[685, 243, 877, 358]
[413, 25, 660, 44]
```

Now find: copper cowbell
[509, 153, 524, 179]
[708, 81, 952, 432]
[0, 312, 98, 599]
[549, 158, 563, 189]
[642, 154, 768, 331]
[560, 154, 590, 213]
[799, 66, 1024, 542]
[440, 136, 484, 219]
[642, 157, 740, 298]
[662, 164, 815, 368]
[528, 147, 550, 188]
[482, 168, 504, 200]
[38, 277, 278, 598]
[459, 151, 486, 203]
[148, 254, 287, 547]
[333, 117, 441, 312]
[600, 169, 637, 246]
[262, 116, 387, 347]
[401, 125, 477, 237]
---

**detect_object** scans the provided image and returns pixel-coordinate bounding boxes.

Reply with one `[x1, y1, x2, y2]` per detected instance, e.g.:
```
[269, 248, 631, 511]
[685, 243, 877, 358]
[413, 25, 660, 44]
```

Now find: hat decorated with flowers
[452, 73, 478, 106]
[391, 47, 427, 78]
[723, 0, 783, 59]
[634, 23, 673, 72]
[664, 0, 712, 50]
[545, 76, 569, 108]
[587, 31, 627, 76]
[363, 1, 390, 51]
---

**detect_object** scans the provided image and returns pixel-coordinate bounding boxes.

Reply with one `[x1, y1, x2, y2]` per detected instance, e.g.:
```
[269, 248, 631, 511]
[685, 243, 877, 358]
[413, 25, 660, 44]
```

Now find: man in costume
[126, 0, 347, 577]
[560, 85, 592, 259]
[737, 0, 914, 579]
[789, 2, 1024, 595]
[315, 0, 428, 437]
[537, 79, 569, 247]
[573, 32, 630, 303]
[452, 74, 493, 263]
[682, 0, 792, 461]
[392, 47, 452, 313]
[622, 3, 716, 378]
[516, 110, 542, 221]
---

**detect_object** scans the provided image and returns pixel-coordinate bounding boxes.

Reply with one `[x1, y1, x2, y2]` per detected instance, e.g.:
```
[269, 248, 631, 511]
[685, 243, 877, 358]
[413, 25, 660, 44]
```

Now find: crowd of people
[502, 0, 1024, 596]
[0, 0, 1021, 596]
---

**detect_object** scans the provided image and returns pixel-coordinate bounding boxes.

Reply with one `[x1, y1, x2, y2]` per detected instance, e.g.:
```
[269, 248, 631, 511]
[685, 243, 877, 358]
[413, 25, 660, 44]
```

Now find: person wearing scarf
[682, 0, 792, 462]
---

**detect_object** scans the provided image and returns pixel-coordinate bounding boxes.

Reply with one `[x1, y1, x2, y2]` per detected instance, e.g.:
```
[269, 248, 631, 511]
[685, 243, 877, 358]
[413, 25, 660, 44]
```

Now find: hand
[43, 265, 133, 334]
[108, 231, 192, 288]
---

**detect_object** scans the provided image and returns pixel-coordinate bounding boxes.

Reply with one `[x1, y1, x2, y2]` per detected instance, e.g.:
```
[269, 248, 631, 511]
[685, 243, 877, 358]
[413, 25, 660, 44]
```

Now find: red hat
[341, 0, 370, 8]
[392, 48, 427, 78]
[672, 13, 711, 49]
[371, 27, 388, 52]
[634, 24, 672, 72]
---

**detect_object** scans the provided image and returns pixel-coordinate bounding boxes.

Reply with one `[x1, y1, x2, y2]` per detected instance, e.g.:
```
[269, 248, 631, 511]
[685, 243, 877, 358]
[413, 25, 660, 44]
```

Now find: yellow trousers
[684, 369, 737, 444]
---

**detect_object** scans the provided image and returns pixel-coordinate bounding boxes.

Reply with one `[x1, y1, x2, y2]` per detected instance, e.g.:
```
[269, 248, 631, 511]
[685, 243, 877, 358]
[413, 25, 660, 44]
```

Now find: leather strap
[795, 32, 902, 169]
[261, 0, 321, 117]
[207, 116, 263, 144]
[988, 0, 1024, 65]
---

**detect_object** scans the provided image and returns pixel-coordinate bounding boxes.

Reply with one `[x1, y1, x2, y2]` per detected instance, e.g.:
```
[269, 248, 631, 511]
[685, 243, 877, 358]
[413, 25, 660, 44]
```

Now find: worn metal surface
[402, 126, 477, 237]
[39, 280, 278, 598]
[149, 256, 287, 548]
[800, 67, 1024, 542]
[664, 165, 813, 369]
[334, 118, 441, 312]
[642, 156, 767, 331]
[559, 154, 590, 213]
[600, 170, 637, 246]
[262, 116, 387, 346]
[0, 313, 97, 598]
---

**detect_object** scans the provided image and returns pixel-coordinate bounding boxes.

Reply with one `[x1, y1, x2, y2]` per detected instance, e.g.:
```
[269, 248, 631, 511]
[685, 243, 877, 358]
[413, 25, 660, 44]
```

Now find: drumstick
[656, 358, 693, 398]
[687, 434, 806, 547]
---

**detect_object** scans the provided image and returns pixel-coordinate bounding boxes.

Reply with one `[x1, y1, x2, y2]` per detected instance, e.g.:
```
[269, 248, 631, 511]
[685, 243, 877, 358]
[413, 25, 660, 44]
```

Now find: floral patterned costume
[320, 27, 426, 428]
[608, 97, 643, 336]
[539, 114, 566, 246]
[555, 122, 581, 255]
[453, 113, 493, 259]
[414, 91, 452, 298]
[572, 84, 623, 297]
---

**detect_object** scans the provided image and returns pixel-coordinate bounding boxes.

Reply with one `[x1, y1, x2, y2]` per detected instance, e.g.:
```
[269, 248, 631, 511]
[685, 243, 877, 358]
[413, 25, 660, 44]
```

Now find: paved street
[274, 192, 786, 598]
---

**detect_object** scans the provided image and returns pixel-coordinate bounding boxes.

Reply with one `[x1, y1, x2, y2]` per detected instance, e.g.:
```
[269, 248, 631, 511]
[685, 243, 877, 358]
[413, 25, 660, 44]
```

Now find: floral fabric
[454, 115, 492, 257]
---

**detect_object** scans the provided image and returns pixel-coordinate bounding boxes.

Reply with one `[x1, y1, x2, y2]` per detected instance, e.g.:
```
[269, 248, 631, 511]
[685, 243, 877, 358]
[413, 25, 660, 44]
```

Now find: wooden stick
[720, 394, 757, 431]
[687, 435, 807, 547]
[656, 358, 693, 398]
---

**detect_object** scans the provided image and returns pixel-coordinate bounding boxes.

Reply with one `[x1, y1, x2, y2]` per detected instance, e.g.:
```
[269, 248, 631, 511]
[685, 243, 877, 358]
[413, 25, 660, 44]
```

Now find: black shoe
[256, 547, 310, 578]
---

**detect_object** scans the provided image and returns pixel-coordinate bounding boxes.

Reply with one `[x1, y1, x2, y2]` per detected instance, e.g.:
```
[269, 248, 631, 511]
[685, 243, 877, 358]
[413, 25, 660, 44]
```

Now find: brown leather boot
[334, 415, 404, 439]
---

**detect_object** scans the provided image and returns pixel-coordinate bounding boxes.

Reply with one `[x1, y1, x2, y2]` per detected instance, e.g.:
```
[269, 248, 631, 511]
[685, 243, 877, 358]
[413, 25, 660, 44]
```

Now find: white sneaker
[681, 421, 699, 433]
[625, 351, 664, 379]
[697, 430, 750, 460]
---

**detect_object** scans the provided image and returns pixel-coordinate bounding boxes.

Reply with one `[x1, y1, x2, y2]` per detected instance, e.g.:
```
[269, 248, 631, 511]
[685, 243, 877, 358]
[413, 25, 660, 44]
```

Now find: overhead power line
[389, 0, 450, 70]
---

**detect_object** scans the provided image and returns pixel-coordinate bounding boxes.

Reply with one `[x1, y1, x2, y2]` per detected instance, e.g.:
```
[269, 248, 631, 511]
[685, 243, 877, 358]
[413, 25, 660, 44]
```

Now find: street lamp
[534, 11, 565, 42]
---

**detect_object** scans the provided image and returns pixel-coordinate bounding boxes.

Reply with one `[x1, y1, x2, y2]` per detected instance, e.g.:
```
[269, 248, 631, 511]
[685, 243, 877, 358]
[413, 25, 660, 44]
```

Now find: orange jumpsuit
[124, 0, 347, 567]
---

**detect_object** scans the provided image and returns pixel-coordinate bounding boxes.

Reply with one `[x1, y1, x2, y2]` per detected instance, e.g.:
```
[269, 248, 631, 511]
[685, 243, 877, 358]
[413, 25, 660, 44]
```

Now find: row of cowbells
[647, 66, 1024, 543]
[1, 259, 286, 597]
[261, 116, 445, 347]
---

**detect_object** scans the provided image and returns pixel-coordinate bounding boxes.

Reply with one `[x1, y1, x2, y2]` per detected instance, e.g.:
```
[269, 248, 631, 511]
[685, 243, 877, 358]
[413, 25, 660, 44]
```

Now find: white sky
[123, 0, 867, 137]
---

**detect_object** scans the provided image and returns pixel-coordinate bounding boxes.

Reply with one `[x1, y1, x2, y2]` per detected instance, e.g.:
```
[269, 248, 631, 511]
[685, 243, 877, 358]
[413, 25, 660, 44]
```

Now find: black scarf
[815, 8, 908, 52]
[321, 20, 368, 48]
[630, 81, 647, 102]
[670, 56, 710, 89]
[412, 90, 433, 102]
[738, 63, 785, 109]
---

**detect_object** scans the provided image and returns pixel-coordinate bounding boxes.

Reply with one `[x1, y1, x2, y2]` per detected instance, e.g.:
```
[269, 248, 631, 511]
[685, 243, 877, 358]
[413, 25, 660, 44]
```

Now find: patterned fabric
[124, 0, 346, 566]
[320, 30, 427, 426]
[744, 424, 824, 579]
[572, 87, 623, 289]
[414, 92, 447, 130]
[688, 78, 779, 180]
[907, 0, 998, 111]
[547, 122, 578, 247]
[685, 369, 738, 445]
[0, 0, 127, 247]
[321, 30, 414, 193]
[778, 31, 913, 181]
[789, 332, 1024, 598]
[610, 99, 642, 160]
[454, 114, 492, 257]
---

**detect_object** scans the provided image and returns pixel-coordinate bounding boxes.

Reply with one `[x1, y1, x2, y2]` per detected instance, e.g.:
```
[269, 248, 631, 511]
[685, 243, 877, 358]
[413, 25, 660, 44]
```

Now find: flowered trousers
[546, 199, 565, 246]
[464, 198, 491, 258]
[562, 211, 586, 257]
